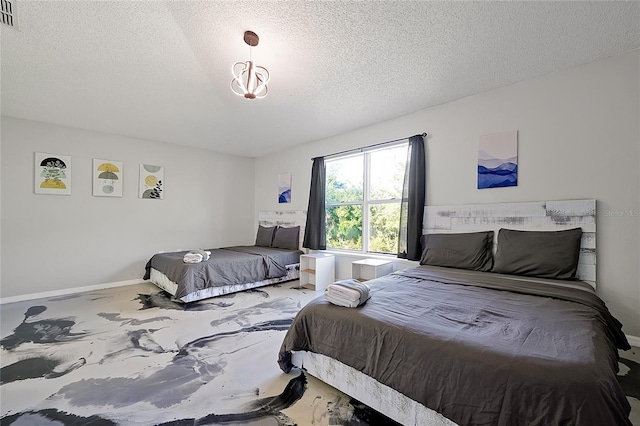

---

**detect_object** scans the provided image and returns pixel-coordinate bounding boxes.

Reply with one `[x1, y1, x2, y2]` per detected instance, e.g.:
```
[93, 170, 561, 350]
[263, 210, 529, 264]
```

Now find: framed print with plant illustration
[139, 164, 164, 199]
[34, 152, 71, 195]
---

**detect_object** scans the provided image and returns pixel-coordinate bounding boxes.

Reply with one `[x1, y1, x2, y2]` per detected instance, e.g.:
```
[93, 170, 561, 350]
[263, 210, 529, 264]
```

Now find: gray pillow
[420, 231, 494, 271]
[491, 228, 582, 279]
[255, 225, 276, 247]
[272, 226, 300, 250]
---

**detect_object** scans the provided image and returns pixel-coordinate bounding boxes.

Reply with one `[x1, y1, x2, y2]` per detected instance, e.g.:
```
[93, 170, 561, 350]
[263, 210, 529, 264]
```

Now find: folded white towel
[183, 249, 211, 264]
[326, 283, 361, 302]
[183, 253, 203, 264]
[325, 292, 362, 308]
[325, 279, 370, 308]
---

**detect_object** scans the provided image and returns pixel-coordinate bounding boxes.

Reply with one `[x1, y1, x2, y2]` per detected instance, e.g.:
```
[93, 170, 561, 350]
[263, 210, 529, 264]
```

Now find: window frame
[325, 141, 407, 255]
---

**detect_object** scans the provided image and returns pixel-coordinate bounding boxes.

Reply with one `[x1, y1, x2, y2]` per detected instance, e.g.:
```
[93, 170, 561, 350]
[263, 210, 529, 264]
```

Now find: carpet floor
[1, 281, 638, 426]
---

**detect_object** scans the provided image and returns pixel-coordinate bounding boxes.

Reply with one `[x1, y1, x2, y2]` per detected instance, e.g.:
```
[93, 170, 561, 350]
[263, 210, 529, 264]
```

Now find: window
[325, 143, 407, 254]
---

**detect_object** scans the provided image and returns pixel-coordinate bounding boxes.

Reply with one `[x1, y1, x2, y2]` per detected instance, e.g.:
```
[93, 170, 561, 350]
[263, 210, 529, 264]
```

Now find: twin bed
[144, 201, 631, 425]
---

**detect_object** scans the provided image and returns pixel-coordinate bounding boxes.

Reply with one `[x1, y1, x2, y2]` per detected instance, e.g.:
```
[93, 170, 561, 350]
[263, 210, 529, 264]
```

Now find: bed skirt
[149, 263, 301, 303]
[291, 350, 457, 426]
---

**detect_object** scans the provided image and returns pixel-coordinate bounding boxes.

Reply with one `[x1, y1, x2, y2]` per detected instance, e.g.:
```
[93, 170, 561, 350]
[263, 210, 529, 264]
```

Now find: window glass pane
[326, 205, 362, 250]
[369, 203, 401, 254]
[369, 145, 407, 201]
[326, 155, 363, 203]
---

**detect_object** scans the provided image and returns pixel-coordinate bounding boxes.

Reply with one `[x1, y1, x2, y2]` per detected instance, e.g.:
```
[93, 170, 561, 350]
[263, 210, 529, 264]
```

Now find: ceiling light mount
[243, 30, 259, 47]
[231, 30, 269, 100]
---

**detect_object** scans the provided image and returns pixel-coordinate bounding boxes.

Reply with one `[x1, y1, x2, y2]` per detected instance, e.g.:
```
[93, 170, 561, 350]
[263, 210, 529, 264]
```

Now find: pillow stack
[255, 225, 300, 250]
[255, 225, 276, 247]
[492, 228, 582, 280]
[420, 231, 494, 271]
[419, 228, 583, 280]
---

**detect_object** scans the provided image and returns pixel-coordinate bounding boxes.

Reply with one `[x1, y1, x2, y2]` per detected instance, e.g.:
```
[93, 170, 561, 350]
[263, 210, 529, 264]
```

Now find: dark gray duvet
[144, 246, 302, 300]
[278, 265, 631, 426]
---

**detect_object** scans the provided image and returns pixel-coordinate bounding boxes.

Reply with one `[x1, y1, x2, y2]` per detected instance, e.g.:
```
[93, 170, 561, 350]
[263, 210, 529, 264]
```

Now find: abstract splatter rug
[1, 282, 400, 425]
[1, 281, 638, 425]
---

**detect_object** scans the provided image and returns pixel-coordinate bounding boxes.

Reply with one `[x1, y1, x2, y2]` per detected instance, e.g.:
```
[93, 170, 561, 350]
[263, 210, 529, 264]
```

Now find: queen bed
[144, 210, 305, 303]
[278, 199, 632, 426]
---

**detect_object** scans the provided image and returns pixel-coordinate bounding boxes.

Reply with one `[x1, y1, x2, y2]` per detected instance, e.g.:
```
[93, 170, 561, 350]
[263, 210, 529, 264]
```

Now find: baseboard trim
[0, 279, 146, 304]
[626, 335, 640, 348]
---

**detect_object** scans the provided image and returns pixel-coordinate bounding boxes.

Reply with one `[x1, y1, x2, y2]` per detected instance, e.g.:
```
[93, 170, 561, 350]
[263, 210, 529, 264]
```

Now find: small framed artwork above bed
[144, 210, 306, 303]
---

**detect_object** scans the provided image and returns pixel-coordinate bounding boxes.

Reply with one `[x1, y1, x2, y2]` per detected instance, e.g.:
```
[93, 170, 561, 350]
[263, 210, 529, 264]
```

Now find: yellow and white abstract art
[34, 152, 71, 195]
[93, 159, 123, 197]
[139, 164, 164, 199]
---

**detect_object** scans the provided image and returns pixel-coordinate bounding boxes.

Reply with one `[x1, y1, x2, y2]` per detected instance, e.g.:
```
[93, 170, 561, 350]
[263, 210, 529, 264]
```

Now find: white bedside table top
[352, 258, 392, 267]
[302, 252, 334, 258]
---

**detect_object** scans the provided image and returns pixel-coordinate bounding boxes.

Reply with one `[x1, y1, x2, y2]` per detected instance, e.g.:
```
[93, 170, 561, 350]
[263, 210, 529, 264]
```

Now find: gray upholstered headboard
[423, 199, 596, 287]
[258, 210, 307, 249]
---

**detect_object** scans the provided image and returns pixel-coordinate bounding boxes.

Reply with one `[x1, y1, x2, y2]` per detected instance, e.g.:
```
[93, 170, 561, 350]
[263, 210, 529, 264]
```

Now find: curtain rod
[312, 132, 427, 160]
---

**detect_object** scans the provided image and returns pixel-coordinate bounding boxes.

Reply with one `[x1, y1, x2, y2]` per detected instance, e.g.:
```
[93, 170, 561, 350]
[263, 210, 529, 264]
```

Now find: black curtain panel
[303, 157, 326, 250]
[398, 134, 426, 260]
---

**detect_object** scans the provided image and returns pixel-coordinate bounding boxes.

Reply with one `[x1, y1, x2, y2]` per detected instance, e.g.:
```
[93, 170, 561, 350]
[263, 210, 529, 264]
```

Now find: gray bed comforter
[144, 246, 301, 299]
[278, 265, 631, 426]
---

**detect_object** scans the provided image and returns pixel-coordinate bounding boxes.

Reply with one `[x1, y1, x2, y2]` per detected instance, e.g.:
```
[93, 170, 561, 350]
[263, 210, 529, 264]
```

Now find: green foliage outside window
[326, 170, 363, 250]
[369, 204, 401, 253]
[326, 205, 362, 250]
[325, 145, 406, 254]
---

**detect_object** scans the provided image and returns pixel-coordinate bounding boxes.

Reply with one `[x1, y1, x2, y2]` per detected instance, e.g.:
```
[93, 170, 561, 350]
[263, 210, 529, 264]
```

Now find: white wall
[254, 50, 640, 337]
[1, 117, 256, 299]
[0, 117, 3, 291]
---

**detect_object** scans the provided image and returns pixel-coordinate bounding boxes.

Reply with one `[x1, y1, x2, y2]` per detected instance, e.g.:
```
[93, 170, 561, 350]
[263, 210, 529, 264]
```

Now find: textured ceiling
[2, 1, 639, 158]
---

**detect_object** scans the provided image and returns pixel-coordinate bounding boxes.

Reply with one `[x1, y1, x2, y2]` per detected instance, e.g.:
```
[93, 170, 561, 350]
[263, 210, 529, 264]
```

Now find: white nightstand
[351, 258, 394, 282]
[300, 253, 335, 291]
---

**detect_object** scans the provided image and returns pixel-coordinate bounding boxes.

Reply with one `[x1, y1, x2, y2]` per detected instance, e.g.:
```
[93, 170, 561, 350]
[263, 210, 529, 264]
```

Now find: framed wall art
[278, 172, 291, 203]
[34, 152, 72, 195]
[93, 159, 123, 197]
[478, 131, 518, 189]
[139, 164, 164, 199]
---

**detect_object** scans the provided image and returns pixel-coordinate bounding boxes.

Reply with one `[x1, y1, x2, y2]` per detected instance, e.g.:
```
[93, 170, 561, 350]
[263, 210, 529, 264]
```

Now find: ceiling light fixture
[231, 31, 269, 99]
